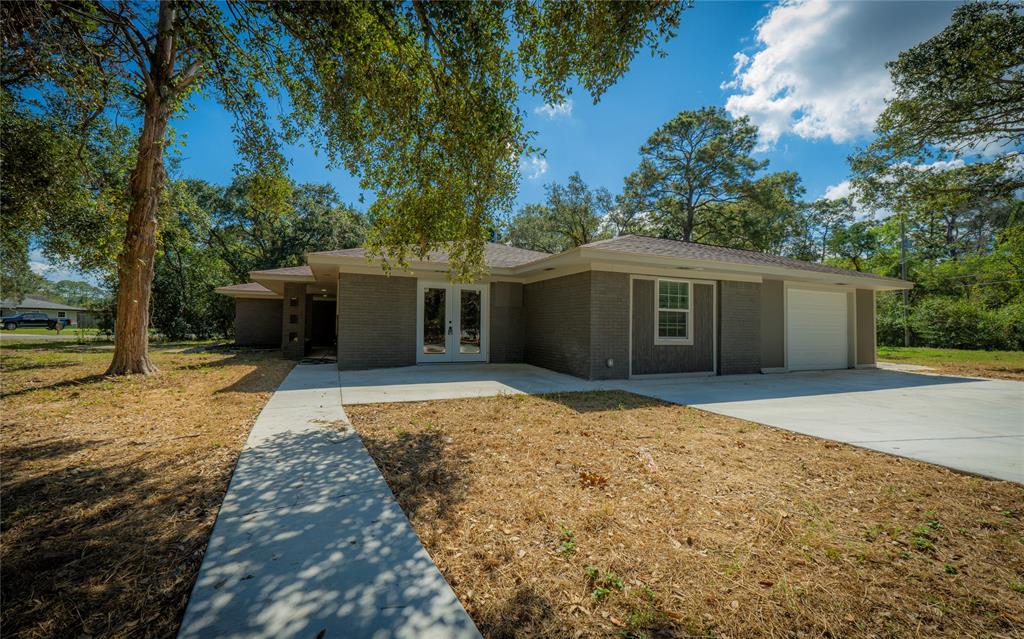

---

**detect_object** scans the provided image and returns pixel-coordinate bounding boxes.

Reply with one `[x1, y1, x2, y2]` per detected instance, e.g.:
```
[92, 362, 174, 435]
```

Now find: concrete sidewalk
[338, 362, 596, 404]
[178, 364, 479, 639]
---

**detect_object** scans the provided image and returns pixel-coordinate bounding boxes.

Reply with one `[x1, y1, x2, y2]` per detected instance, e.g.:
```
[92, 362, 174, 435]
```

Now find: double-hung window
[656, 279, 691, 344]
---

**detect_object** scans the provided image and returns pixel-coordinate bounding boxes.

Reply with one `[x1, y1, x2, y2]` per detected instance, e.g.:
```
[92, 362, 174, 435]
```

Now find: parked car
[2, 312, 71, 331]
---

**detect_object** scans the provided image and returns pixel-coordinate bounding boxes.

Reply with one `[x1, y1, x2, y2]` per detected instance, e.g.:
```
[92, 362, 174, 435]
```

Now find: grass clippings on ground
[348, 391, 1024, 639]
[0, 342, 293, 639]
[879, 346, 1024, 381]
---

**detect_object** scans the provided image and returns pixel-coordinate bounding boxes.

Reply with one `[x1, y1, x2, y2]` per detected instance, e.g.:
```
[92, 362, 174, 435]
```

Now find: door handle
[447, 322, 453, 335]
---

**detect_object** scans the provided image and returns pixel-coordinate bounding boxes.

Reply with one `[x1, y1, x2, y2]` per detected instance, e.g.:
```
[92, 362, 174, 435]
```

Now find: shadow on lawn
[358, 428, 470, 527]
[1, 351, 287, 400]
[1, 437, 104, 475]
[535, 389, 670, 414]
[475, 586, 558, 639]
[0, 438, 231, 639]
[0, 358, 80, 373]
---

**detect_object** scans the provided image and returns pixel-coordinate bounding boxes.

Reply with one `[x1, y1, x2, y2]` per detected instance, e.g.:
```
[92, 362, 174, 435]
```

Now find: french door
[416, 281, 488, 363]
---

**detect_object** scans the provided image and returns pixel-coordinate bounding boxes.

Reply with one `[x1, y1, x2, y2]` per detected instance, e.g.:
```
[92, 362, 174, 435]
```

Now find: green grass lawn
[878, 346, 1024, 380]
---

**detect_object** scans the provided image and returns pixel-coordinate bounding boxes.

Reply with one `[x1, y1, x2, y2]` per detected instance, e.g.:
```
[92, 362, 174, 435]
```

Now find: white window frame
[654, 278, 693, 346]
[57, 311, 66, 318]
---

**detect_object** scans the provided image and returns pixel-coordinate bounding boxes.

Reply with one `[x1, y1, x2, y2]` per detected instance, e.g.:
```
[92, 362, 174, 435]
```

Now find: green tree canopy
[2, 0, 687, 373]
[852, 1, 1024, 206]
[207, 177, 365, 281]
[503, 173, 612, 253]
[617, 106, 766, 242]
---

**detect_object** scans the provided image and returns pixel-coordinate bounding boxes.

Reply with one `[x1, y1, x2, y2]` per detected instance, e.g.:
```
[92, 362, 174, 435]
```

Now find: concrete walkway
[178, 364, 480, 639]
[338, 362, 595, 404]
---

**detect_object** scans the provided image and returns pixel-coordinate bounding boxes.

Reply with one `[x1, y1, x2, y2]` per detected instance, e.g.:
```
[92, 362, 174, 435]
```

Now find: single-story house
[215, 235, 912, 379]
[0, 296, 97, 327]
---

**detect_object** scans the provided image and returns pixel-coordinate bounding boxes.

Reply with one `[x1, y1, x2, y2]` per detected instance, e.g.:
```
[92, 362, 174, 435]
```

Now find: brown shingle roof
[214, 282, 280, 297]
[0, 296, 87, 311]
[249, 265, 313, 278]
[310, 242, 551, 269]
[216, 282, 274, 294]
[583, 235, 906, 283]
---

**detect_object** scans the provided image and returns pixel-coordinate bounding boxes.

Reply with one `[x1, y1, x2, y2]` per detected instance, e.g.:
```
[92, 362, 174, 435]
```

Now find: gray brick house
[216, 235, 912, 379]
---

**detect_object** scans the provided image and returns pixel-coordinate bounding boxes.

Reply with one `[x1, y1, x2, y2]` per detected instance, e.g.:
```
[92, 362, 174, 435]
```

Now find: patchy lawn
[879, 346, 1024, 381]
[0, 327, 103, 336]
[349, 392, 1024, 639]
[0, 342, 293, 639]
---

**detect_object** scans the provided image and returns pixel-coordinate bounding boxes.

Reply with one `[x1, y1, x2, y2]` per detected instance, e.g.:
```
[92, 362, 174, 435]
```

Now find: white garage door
[787, 288, 849, 371]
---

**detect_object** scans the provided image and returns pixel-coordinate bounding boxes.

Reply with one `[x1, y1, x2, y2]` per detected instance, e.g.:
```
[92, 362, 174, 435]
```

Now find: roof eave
[526, 246, 913, 290]
[307, 251, 523, 277]
[214, 286, 282, 300]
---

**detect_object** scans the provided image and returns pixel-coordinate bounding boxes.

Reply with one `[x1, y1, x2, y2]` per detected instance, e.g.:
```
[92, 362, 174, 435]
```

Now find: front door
[416, 281, 488, 363]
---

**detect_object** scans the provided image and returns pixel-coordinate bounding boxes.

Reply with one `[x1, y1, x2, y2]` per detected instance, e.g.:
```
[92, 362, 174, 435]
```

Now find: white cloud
[533, 100, 573, 120]
[724, 0, 957, 147]
[521, 155, 548, 180]
[28, 249, 99, 284]
[822, 179, 852, 201]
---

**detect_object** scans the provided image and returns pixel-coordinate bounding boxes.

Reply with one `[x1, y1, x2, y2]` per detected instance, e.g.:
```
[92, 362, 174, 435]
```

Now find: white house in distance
[0, 296, 96, 327]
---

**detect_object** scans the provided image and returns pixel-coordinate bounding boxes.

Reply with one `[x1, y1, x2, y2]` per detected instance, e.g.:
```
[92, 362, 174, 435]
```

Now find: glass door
[418, 284, 450, 362]
[452, 285, 484, 362]
[416, 281, 488, 363]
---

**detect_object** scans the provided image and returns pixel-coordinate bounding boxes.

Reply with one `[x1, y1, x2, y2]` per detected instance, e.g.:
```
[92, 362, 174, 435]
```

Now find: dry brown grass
[348, 392, 1024, 639]
[0, 342, 293, 639]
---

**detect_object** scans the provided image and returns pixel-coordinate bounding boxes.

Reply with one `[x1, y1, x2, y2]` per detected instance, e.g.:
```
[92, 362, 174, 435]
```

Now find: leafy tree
[502, 204, 566, 254]
[827, 220, 880, 272]
[503, 173, 612, 253]
[151, 182, 233, 340]
[803, 197, 856, 262]
[618, 106, 765, 242]
[4, 0, 686, 374]
[209, 177, 365, 281]
[852, 1, 1023, 204]
[0, 92, 130, 300]
[699, 171, 806, 255]
[38, 280, 107, 307]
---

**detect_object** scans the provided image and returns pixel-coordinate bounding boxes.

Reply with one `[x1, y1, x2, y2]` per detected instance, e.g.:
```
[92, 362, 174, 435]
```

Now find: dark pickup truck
[2, 312, 71, 331]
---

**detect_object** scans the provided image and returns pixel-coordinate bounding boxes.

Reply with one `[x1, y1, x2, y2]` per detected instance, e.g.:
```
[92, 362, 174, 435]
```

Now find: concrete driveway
[621, 369, 1023, 483]
[340, 364, 1023, 484]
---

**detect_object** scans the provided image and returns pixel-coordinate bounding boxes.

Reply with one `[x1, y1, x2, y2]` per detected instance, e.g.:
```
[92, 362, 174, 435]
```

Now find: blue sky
[35, 1, 960, 282]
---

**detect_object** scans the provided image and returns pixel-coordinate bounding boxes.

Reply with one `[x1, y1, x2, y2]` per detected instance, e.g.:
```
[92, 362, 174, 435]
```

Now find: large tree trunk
[106, 94, 170, 375]
[106, 0, 180, 376]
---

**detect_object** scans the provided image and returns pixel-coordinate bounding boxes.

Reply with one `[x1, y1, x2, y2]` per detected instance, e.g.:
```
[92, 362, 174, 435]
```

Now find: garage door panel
[787, 288, 848, 371]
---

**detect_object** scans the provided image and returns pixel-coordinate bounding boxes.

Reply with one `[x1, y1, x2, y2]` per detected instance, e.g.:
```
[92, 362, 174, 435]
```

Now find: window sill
[654, 337, 693, 347]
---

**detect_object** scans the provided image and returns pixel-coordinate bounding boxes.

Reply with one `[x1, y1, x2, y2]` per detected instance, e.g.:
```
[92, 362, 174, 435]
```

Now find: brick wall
[523, 272, 591, 378]
[281, 283, 307, 360]
[234, 299, 282, 346]
[489, 282, 525, 363]
[338, 273, 416, 369]
[719, 280, 762, 374]
[589, 271, 630, 379]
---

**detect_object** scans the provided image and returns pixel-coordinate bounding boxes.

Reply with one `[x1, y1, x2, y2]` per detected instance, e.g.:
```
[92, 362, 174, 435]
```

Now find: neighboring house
[0, 296, 94, 327]
[216, 235, 912, 379]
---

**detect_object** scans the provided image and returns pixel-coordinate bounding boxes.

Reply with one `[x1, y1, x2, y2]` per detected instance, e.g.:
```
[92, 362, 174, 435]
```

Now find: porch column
[281, 282, 308, 360]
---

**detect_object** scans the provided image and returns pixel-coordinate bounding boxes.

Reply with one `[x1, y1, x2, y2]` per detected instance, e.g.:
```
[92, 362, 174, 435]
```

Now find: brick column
[281, 282, 308, 360]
